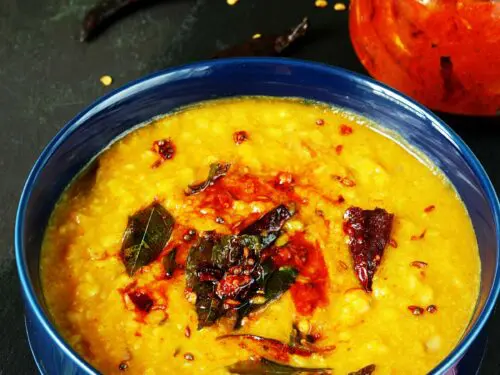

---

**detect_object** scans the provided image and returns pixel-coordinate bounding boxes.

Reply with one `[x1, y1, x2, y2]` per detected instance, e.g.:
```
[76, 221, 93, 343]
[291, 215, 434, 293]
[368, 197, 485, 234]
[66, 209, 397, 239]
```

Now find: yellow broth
[41, 98, 480, 375]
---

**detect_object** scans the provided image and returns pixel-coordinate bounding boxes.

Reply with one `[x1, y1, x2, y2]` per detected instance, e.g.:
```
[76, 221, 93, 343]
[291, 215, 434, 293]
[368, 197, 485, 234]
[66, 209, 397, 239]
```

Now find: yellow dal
[41, 98, 480, 375]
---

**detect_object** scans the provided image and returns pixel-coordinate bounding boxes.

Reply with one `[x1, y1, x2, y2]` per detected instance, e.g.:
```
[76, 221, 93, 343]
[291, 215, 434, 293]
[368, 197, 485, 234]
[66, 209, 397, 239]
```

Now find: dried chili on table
[81, 0, 158, 42]
[213, 18, 309, 58]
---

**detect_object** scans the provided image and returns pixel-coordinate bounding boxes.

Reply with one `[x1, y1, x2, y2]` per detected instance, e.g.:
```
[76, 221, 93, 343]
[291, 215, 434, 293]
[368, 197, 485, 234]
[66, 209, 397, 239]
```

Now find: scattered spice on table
[315, 0, 328, 8]
[100, 75, 113, 86]
[334, 2, 346, 11]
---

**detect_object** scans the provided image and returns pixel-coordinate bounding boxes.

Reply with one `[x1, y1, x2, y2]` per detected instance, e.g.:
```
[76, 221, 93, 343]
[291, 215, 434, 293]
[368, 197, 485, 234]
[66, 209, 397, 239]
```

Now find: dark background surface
[0, 0, 499, 374]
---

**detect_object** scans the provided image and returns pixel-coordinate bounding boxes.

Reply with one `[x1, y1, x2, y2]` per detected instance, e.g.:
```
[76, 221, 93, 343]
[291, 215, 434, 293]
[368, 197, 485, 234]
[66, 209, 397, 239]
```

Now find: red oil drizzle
[272, 232, 329, 315]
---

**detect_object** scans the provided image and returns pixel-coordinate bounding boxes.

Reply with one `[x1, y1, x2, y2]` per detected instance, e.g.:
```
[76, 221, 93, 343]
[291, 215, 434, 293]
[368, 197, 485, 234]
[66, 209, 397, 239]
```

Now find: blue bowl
[15, 58, 500, 375]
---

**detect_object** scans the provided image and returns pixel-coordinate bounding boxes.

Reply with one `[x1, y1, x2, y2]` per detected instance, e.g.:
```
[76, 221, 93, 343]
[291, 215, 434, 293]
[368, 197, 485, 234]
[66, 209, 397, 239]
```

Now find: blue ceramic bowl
[15, 58, 500, 375]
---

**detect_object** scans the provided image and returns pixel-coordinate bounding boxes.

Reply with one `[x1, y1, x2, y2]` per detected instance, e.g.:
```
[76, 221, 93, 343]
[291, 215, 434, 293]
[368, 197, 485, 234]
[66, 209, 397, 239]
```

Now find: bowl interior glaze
[15, 58, 500, 375]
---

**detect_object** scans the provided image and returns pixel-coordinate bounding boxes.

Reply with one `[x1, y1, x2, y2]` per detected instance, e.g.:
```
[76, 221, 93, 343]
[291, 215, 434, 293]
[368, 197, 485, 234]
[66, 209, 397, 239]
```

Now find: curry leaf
[240, 204, 294, 248]
[348, 364, 376, 375]
[163, 248, 177, 278]
[121, 203, 174, 276]
[186, 231, 221, 288]
[185, 162, 231, 195]
[265, 267, 298, 300]
[227, 358, 332, 374]
[211, 235, 262, 269]
[234, 263, 298, 329]
[195, 281, 224, 329]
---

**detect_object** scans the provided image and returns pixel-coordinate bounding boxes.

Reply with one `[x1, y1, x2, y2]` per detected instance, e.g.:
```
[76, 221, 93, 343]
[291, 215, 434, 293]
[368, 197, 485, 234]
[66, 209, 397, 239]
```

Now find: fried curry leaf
[163, 248, 177, 278]
[186, 231, 220, 287]
[343, 207, 394, 292]
[348, 364, 376, 375]
[212, 235, 262, 269]
[227, 358, 331, 374]
[195, 281, 224, 329]
[240, 204, 294, 248]
[121, 203, 174, 276]
[185, 162, 231, 195]
[234, 263, 298, 329]
[186, 232, 262, 329]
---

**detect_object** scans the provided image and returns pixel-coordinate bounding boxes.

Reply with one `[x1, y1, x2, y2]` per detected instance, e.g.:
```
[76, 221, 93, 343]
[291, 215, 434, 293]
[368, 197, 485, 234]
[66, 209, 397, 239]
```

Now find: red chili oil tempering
[272, 232, 329, 315]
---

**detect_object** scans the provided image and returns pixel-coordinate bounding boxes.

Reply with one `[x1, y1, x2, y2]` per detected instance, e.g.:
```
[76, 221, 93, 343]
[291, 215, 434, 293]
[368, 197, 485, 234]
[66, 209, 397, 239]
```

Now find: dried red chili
[81, 0, 155, 42]
[233, 131, 249, 145]
[213, 18, 309, 58]
[343, 207, 394, 292]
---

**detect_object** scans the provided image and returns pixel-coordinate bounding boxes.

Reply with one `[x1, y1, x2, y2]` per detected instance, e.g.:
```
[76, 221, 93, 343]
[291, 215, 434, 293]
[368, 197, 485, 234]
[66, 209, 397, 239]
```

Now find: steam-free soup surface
[41, 98, 480, 375]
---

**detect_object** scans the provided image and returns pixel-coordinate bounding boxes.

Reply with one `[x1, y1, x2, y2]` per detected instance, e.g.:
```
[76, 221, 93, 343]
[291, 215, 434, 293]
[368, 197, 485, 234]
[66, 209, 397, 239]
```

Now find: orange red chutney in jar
[350, 0, 500, 115]
[41, 97, 480, 374]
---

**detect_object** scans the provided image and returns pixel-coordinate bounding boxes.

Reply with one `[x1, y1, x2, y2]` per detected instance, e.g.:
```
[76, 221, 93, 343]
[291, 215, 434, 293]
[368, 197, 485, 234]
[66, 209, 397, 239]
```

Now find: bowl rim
[15, 57, 500, 375]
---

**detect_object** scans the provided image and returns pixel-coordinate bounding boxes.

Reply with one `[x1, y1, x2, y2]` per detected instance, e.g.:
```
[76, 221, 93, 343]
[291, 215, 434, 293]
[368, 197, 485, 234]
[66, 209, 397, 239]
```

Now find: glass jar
[349, 0, 500, 116]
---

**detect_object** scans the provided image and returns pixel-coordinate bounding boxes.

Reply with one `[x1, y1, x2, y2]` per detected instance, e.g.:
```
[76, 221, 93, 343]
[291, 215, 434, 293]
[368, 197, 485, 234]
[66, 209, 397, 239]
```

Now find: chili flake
[427, 305, 438, 313]
[340, 124, 353, 135]
[411, 230, 427, 241]
[185, 326, 191, 338]
[411, 261, 428, 269]
[335, 145, 343, 155]
[151, 139, 176, 168]
[408, 305, 424, 316]
[424, 205, 436, 213]
[233, 130, 249, 144]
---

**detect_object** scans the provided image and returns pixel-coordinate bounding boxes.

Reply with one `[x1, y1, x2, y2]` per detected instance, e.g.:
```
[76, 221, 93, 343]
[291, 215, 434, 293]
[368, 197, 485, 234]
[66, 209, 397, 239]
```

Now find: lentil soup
[41, 97, 480, 375]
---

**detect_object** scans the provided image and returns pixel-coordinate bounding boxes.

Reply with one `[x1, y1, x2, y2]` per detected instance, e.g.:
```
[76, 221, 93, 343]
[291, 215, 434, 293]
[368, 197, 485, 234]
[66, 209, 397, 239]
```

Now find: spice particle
[334, 2, 346, 11]
[100, 75, 113, 86]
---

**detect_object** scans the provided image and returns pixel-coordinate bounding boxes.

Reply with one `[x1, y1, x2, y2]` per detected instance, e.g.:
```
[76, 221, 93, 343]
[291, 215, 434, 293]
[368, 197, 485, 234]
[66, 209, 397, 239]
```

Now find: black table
[0, 1, 498, 373]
